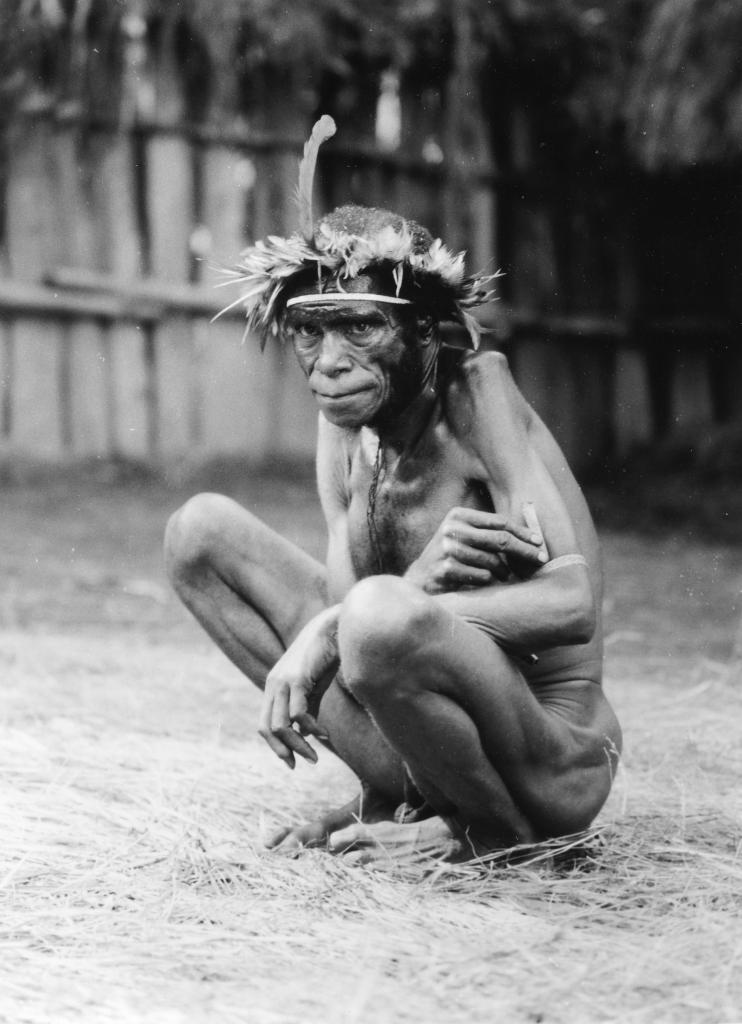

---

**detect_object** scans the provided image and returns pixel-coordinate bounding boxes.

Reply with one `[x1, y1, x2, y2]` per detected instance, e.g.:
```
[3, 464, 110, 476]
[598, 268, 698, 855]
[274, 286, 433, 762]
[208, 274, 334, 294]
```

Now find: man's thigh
[401, 602, 616, 827]
[171, 492, 328, 647]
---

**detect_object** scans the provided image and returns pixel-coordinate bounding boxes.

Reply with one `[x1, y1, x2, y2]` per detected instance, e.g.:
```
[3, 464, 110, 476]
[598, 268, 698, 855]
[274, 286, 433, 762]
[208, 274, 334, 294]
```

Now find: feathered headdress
[217, 115, 499, 349]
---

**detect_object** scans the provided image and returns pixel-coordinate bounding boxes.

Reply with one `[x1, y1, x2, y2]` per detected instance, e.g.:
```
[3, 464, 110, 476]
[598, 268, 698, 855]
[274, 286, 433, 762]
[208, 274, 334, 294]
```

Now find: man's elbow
[560, 565, 597, 645]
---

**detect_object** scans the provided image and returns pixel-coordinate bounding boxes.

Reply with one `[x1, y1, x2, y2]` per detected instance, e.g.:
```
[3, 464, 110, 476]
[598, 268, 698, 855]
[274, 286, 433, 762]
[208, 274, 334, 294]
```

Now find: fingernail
[538, 551, 548, 562]
[530, 533, 542, 544]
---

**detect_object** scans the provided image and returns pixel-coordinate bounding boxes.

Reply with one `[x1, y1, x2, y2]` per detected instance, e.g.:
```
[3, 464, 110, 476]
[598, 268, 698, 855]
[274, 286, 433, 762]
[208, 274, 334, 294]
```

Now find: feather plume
[296, 115, 337, 242]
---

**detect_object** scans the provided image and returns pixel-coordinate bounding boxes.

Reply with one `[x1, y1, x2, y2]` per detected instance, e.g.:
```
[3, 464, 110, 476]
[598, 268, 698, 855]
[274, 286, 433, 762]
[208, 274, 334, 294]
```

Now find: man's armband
[533, 553, 588, 577]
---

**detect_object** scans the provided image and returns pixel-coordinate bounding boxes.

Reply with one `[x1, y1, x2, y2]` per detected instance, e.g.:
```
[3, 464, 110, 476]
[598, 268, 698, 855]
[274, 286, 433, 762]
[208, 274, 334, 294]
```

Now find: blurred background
[0, 0, 740, 495]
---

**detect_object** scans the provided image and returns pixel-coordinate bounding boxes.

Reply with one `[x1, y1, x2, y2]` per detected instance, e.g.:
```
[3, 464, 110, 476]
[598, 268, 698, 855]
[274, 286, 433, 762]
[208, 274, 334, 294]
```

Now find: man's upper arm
[455, 352, 581, 559]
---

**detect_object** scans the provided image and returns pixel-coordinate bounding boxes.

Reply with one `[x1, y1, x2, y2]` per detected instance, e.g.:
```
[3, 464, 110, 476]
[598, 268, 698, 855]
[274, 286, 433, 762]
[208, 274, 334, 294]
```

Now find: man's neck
[370, 381, 440, 453]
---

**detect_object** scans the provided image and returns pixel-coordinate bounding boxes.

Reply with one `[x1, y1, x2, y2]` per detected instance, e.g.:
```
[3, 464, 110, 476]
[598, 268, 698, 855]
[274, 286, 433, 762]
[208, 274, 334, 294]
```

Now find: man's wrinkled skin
[165, 273, 622, 862]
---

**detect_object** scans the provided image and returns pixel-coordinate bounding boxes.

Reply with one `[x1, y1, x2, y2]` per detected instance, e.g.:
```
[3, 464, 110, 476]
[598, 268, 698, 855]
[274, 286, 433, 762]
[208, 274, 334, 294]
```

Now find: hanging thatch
[6, 1, 741, 171]
[624, 0, 742, 169]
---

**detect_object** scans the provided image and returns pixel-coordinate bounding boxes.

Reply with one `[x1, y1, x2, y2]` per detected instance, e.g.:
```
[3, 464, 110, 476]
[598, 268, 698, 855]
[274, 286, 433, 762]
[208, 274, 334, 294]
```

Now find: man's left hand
[258, 606, 339, 768]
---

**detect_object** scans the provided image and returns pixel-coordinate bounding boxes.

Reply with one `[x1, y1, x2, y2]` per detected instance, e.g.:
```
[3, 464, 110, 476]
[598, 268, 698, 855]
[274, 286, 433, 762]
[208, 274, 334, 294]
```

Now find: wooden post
[4, 109, 65, 458]
[54, 116, 113, 458]
[244, 70, 318, 463]
[144, 21, 196, 463]
[0, 318, 12, 454]
[90, 125, 149, 461]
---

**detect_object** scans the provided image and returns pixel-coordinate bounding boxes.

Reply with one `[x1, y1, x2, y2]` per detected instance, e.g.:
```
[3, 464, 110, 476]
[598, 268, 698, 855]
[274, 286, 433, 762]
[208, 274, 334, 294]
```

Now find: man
[165, 118, 621, 861]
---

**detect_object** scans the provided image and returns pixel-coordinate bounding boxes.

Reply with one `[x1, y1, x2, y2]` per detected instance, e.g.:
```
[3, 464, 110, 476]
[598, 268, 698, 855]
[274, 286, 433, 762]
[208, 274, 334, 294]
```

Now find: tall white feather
[296, 115, 337, 242]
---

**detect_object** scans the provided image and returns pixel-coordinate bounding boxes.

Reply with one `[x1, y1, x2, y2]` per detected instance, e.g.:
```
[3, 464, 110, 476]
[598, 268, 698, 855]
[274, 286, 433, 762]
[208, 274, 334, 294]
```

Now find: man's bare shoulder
[316, 413, 357, 517]
[441, 349, 533, 441]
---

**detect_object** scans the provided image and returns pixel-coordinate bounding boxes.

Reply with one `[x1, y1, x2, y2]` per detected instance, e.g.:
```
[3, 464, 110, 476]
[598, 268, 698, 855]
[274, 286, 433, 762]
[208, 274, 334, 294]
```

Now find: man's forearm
[432, 562, 596, 653]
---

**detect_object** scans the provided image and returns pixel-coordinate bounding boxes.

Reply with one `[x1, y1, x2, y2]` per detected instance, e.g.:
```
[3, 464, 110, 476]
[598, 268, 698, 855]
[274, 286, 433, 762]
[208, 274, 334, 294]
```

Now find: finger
[262, 824, 293, 849]
[259, 694, 296, 768]
[271, 832, 304, 853]
[446, 508, 539, 544]
[469, 528, 548, 565]
[293, 710, 324, 739]
[288, 688, 324, 736]
[274, 724, 318, 764]
[434, 559, 492, 590]
[270, 685, 291, 732]
[258, 727, 295, 769]
[448, 515, 541, 551]
[443, 539, 510, 574]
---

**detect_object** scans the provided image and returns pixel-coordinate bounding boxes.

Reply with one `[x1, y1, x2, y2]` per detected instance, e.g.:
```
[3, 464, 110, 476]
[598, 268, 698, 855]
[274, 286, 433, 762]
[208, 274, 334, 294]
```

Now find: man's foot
[327, 815, 465, 865]
[263, 787, 397, 853]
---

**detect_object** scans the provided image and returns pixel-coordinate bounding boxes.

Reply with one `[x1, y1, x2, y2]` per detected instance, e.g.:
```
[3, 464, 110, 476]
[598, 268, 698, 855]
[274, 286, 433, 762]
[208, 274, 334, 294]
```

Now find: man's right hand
[404, 506, 548, 594]
[258, 605, 340, 769]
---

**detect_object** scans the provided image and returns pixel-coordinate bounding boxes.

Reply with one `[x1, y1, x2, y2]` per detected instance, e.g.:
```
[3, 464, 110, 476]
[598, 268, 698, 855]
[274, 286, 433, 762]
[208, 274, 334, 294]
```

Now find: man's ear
[416, 315, 437, 347]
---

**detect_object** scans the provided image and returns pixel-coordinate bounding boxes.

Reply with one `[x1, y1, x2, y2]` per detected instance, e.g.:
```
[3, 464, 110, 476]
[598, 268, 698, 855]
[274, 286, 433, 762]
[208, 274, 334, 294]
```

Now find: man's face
[281, 277, 424, 429]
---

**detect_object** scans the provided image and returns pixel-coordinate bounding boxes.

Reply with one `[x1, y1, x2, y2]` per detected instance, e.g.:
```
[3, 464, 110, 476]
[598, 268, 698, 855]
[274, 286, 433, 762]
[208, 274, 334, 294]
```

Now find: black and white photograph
[1, 2, 741, 1022]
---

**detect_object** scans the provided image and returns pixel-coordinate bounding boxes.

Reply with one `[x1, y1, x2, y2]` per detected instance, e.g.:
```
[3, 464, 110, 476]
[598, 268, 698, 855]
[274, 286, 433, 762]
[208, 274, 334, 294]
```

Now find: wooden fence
[0, 104, 736, 476]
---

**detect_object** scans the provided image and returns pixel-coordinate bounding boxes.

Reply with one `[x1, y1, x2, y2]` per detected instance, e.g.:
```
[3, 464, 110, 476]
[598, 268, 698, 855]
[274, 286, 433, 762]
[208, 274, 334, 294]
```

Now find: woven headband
[286, 293, 413, 308]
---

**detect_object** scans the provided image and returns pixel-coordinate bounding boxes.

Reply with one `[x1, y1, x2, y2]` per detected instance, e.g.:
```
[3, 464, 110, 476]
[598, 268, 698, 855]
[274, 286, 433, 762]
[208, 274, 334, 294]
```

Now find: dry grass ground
[2, 469, 742, 1024]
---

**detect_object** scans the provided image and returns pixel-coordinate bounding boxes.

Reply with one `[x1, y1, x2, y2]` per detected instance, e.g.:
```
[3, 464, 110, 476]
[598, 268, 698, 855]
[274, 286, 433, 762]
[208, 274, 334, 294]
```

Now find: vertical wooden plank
[156, 317, 197, 458]
[146, 131, 194, 283]
[268, 342, 319, 462]
[511, 337, 583, 467]
[91, 130, 143, 279]
[509, 199, 559, 316]
[54, 121, 99, 269]
[9, 319, 64, 458]
[510, 340, 555, 420]
[708, 342, 742, 424]
[0, 320, 13, 442]
[199, 320, 273, 459]
[68, 321, 110, 457]
[567, 343, 616, 473]
[671, 350, 713, 430]
[4, 115, 62, 279]
[108, 322, 150, 459]
[145, 125, 195, 461]
[4, 114, 66, 458]
[53, 123, 107, 459]
[249, 150, 274, 243]
[192, 141, 255, 460]
[200, 143, 249, 273]
[614, 348, 653, 455]
[89, 128, 147, 462]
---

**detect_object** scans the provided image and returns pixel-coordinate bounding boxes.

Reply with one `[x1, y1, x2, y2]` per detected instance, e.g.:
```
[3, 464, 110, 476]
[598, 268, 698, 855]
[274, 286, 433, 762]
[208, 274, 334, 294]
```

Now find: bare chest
[346, 426, 489, 578]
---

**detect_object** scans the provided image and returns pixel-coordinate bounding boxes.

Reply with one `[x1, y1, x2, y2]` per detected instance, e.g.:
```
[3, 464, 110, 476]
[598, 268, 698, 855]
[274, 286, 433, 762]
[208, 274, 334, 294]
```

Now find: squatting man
[165, 117, 622, 862]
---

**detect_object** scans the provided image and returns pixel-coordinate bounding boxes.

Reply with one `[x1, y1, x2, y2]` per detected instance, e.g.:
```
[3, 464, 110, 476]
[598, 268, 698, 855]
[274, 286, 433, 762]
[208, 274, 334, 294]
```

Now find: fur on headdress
[217, 116, 499, 349]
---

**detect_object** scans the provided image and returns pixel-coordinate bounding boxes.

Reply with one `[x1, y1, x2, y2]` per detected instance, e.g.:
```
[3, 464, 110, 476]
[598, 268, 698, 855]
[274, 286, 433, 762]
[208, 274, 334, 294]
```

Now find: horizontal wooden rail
[13, 105, 504, 187]
[0, 272, 734, 345]
[0, 273, 242, 323]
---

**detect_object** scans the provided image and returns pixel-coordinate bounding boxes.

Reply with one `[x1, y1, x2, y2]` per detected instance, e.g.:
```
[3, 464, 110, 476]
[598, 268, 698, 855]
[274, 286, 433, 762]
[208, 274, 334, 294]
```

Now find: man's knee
[164, 492, 243, 588]
[338, 576, 436, 699]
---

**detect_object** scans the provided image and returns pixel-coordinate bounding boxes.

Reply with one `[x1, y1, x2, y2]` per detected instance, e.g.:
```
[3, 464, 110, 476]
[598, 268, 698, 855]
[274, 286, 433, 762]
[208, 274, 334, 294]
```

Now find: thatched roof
[624, 0, 742, 169]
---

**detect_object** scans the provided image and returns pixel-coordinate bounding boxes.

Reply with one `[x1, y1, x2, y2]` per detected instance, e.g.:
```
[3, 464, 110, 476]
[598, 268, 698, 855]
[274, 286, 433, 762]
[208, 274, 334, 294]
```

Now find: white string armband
[533, 553, 588, 577]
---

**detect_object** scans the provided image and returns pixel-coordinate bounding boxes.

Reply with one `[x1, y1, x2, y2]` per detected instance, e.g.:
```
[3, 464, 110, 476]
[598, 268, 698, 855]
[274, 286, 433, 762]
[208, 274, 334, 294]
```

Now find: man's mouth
[313, 385, 374, 401]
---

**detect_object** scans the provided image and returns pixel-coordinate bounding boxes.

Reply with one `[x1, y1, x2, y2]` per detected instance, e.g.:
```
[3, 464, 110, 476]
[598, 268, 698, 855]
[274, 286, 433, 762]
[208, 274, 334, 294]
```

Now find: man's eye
[348, 321, 373, 336]
[294, 323, 320, 339]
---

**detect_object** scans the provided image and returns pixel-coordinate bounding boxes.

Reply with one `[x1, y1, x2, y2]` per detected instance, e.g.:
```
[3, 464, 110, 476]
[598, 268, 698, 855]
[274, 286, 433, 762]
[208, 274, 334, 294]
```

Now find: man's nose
[315, 332, 353, 376]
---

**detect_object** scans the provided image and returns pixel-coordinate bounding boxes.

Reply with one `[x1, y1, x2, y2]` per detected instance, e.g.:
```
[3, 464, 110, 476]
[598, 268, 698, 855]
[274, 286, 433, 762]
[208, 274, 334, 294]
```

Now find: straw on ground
[1, 474, 741, 1024]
